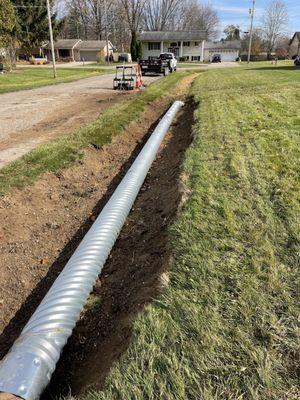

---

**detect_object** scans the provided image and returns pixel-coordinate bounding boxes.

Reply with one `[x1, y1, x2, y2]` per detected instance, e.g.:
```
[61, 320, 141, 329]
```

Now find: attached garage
[208, 49, 239, 62]
[77, 41, 113, 62]
[204, 40, 241, 62]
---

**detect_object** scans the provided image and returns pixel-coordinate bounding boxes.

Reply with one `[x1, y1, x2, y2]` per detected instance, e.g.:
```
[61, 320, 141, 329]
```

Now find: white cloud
[215, 6, 250, 14]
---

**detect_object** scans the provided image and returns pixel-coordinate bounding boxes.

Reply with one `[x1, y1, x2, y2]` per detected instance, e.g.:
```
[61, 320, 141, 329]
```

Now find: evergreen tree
[0, 0, 16, 47]
[224, 25, 241, 41]
[12, 0, 62, 57]
[136, 40, 142, 61]
[0, 0, 17, 70]
[130, 30, 138, 61]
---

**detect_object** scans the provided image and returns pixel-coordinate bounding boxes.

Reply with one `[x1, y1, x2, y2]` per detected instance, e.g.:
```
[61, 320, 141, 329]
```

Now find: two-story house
[139, 31, 206, 61]
[139, 31, 241, 62]
[289, 32, 300, 58]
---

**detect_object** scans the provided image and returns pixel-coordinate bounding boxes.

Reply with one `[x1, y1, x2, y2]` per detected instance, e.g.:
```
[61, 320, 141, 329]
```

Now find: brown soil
[0, 75, 195, 397]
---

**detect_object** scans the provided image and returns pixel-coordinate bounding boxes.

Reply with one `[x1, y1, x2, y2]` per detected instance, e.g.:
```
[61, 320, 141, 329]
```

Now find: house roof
[43, 39, 81, 50]
[43, 39, 113, 51]
[77, 40, 112, 50]
[139, 30, 206, 41]
[290, 32, 300, 44]
[205, 40, 241, 50]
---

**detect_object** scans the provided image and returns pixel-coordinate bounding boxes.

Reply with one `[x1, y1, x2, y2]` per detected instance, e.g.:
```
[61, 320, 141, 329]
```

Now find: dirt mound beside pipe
[0, 75, 196, 397]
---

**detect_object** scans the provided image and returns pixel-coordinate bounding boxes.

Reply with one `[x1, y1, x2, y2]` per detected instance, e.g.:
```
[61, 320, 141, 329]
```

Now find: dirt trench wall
[0, 76, 196, 398]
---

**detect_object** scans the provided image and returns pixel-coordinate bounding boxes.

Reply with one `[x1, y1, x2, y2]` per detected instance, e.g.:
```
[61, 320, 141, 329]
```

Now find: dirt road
[0, 73, 160, 168]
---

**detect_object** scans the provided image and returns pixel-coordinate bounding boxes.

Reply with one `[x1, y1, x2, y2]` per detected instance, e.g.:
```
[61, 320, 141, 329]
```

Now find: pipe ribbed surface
[0, 100, 184, 400]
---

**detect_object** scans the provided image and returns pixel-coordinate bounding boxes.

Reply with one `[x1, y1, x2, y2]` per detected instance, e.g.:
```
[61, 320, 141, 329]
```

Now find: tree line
[0, 0, 220, 66]
[0, 0, 63, 68]
[59, 0, 219, 56]
[0, 0, 292, 68]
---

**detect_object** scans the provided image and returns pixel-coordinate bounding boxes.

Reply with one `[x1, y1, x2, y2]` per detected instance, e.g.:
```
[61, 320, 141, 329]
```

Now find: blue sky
[214, 0, 299, 38]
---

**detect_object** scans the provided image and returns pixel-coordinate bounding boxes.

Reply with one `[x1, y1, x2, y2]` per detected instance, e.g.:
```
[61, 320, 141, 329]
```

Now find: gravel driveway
[0, 73, 160, 168]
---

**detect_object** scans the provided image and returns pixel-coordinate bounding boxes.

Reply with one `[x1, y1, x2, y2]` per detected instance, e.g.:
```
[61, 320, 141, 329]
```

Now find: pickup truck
[139, 53, 177, 76]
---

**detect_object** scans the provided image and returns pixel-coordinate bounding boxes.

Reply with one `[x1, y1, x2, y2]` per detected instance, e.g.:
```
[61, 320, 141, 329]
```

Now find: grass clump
[0, 70, 195, 196]
[87, 65, 300, 399]
[0, 67, 113, 93]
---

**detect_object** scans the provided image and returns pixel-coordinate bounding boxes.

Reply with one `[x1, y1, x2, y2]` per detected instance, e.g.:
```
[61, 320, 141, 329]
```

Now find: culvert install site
[0, 4, 299, 399]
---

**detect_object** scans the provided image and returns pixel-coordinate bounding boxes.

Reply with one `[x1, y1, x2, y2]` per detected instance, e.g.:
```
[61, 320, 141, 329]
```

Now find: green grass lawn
[88, 65, 300, 399]
[0, 67, 113, 94]
[177, 62, 206, 67]
[0, 70, 196, 196]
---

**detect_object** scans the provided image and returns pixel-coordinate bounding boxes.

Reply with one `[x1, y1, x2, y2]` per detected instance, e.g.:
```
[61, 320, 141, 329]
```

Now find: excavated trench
[0, 95, 196, 398]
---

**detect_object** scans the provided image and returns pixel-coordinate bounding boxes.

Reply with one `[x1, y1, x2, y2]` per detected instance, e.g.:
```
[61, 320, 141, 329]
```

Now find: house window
[192, 56, 201, 61]
[148, 42, 160, 51]
[195, 42, 199, 46]
[183, 41, 190, 47]
[170, 42, 178, 47]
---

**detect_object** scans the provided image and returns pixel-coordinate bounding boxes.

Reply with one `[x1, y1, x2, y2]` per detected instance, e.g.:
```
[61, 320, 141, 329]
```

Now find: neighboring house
[289, 32, 300, 58]
[139, 31, 241, 62]
[43, 39, 113, 61]
[204, 40, 241, 62]
[43, 39, 81, 60]
[139, 31, 206, 61]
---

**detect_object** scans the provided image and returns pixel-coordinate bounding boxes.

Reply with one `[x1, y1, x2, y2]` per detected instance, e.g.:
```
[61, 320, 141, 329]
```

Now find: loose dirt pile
[0, 75, 195, 397]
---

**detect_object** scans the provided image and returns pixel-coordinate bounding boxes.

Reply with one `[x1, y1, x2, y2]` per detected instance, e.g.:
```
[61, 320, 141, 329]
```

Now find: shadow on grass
[249, 65, 300, 71]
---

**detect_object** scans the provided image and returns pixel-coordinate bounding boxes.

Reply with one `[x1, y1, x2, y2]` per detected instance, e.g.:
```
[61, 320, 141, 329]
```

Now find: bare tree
[59, 0, 219, 52]
[179, 0, 219, 39]
[224, 25, 240, 41]
[241, 29, 265, 60]
[119, 0, 146, 59]
[120, 0, 145, 33]
[65, 0, 90, 39]
[142, 0, 182, 31]
[262, 0, 288, 58]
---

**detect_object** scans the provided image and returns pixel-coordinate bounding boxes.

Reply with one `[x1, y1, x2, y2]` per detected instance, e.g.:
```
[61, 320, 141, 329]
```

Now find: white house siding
[142, 41, 204, 60]
[141, 42, 161, 59]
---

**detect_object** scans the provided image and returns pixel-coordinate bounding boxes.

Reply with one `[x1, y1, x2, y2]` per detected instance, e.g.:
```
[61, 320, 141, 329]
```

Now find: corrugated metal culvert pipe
[0, 101, 184, 400]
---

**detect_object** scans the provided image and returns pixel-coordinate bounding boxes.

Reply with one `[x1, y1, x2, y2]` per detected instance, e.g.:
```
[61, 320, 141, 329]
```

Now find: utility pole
[247, 0, 255, 64]
[46, 0, 57, 78]
[104, 0, 110, 64]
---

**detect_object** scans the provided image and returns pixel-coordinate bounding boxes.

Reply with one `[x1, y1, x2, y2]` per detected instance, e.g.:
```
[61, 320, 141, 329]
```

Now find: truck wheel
[170, 67, 173, 73]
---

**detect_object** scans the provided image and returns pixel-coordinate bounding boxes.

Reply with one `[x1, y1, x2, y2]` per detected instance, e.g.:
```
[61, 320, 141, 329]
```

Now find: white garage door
[220, 51, 237, 61]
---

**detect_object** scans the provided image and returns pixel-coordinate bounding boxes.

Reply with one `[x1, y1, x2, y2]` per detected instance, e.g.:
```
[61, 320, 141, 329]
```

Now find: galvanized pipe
[0, 100, 184, 400]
